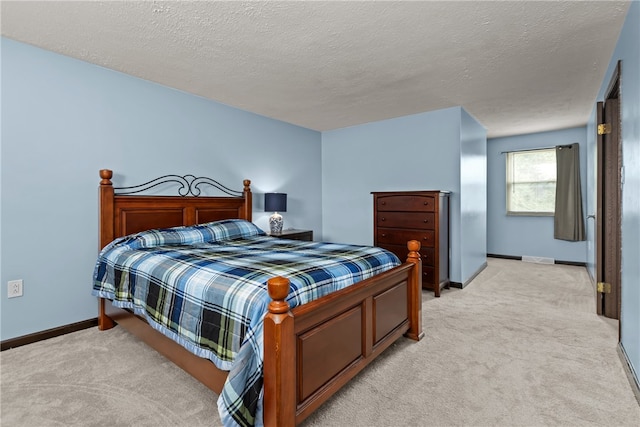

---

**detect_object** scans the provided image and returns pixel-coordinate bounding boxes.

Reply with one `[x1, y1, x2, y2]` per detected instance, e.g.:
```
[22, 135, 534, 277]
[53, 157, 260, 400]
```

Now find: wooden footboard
[264, 241, 422, 426]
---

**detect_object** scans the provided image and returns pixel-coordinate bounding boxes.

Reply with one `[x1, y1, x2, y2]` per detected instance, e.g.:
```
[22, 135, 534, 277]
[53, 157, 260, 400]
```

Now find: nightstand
[268, 229, 313, 241]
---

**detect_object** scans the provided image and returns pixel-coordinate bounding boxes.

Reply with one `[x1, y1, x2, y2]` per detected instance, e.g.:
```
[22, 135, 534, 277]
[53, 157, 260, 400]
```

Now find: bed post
[243, 179, 252, 221]
[263, 276, 296, 427]
[98, 169, 115, 331]
[405, 240, 424, 341]
[99, 169, 114, 248]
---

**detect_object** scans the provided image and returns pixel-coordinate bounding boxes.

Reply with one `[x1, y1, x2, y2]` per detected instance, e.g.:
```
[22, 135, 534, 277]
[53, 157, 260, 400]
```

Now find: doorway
[596, 61, 622, 322]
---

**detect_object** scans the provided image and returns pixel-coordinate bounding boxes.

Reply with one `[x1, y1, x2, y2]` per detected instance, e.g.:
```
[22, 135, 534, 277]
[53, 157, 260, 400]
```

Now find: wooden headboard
[99, 169, 252, 249]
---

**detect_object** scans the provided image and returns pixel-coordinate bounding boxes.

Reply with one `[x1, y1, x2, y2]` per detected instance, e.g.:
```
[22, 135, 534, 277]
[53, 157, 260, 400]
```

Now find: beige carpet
[1, 258, 638, 426]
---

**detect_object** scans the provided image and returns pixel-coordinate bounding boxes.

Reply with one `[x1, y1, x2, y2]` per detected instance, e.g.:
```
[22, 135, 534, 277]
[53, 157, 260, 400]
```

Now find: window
[506, 148, 556, 215]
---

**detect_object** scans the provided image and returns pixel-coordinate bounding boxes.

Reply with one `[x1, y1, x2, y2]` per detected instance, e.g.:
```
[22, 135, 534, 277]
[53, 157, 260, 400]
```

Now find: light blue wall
[460, 109, 488, 282]
[321, 107, 460, 246]
[321, 107, 487, 285]
[487, 127, 588, 263]
[0, 38, 322, 340]
[586, 0, 640, 389]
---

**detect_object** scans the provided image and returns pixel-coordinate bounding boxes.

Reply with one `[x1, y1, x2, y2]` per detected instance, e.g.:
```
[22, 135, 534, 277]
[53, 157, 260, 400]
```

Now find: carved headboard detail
[98, 169, 252, 249]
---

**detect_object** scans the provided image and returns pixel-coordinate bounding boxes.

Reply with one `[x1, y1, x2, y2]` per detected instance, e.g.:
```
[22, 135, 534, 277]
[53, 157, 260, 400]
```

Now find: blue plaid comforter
[92, 219, 400, 426]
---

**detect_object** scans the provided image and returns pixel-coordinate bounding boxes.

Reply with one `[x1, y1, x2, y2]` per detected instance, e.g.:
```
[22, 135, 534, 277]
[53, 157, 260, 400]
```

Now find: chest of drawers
[372, 191, 450, 297]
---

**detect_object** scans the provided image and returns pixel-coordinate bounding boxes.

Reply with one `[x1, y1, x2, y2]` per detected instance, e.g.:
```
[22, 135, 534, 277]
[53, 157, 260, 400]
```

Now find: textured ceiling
[1, 1, 631, 137]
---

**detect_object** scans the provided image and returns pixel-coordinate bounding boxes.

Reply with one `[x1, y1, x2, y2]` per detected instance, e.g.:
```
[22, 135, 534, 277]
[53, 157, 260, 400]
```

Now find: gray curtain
[554, 143, 585, 241]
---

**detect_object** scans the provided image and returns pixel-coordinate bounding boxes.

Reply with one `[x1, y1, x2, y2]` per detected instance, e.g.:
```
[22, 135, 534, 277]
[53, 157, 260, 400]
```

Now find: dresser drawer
[377, 212, 434, 230]
[378, 243, 434, 266]
[376, 195, 435, 212]
[376, 228, 435, 248]
[379, 244, 435, 285]
[423, 266, 435, 286]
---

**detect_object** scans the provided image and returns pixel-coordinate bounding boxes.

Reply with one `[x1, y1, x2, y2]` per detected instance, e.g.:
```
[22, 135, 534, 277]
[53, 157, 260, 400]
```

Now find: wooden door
[595, 64, 622, 321]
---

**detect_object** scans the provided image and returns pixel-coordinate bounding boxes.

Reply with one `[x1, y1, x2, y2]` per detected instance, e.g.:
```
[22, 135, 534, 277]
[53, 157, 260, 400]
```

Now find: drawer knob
[423, 219, 428, 223]
[424, 202, 428, 205]
[381, 201, 386, 205]
[381, 217, 386, 221]
[381, 233, 386, 237]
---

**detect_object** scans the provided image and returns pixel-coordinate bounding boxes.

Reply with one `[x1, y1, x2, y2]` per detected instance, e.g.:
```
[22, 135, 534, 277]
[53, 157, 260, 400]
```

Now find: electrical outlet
[8, 280, 23, 298]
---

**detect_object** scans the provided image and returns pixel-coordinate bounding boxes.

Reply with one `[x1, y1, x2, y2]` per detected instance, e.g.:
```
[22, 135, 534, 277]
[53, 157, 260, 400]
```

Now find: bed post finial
[264, 276, 296, 427]
[405, 240, 424, 341]
[407, 239, 420, 254]
[266, 276, 290, 314]
[100, 169, 113, 185]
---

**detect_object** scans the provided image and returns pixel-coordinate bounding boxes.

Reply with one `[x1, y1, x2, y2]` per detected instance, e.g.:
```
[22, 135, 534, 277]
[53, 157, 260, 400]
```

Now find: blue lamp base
[269, 212, 283, 234]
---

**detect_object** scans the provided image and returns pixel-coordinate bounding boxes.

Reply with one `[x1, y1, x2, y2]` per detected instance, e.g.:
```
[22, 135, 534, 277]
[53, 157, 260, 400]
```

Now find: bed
[94, 169, 424, 426]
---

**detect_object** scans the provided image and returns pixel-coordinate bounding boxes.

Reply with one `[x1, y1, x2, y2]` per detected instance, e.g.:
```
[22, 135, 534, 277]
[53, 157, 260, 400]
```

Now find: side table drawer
[269, 229, 313, 241]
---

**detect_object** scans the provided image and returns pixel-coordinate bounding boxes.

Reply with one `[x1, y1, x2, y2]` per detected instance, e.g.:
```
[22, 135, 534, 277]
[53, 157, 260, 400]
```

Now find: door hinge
[598, 123, 611, 135]
[597, 282, 611, 294]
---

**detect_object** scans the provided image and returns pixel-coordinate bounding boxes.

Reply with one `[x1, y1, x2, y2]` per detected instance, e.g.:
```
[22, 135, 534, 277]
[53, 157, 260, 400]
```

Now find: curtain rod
[500, 143, 575, 154]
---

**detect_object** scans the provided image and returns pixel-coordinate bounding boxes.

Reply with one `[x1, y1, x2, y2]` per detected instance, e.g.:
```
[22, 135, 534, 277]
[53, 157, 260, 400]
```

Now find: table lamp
[265, 192, 287, 234]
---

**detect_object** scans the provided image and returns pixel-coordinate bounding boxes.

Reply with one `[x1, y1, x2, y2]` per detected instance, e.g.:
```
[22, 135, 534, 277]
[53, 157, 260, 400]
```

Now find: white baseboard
[522, 255, 555, 265]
